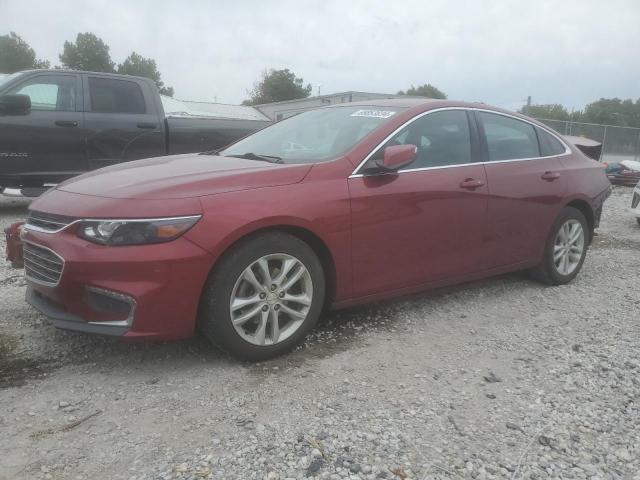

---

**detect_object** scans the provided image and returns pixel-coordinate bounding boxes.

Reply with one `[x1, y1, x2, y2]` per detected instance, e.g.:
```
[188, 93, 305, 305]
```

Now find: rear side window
[369, 110, 472, 169]
[9, 75, 77, 111]
[537, 127, 567, 156]
[88, 77, 146, 114]
[479, 112, 540, 161]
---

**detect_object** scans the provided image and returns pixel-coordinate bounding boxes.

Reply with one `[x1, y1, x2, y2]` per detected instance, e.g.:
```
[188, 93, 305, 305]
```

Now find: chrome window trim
[23, 240, 65, 287]
[348, 107, 572, 178]
[24, 215, 202, 235]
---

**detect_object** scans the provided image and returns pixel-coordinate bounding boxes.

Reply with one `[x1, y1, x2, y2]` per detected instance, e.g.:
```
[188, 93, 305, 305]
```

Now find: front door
[348, 109, 488, 298]
[0, 73, 85, 185]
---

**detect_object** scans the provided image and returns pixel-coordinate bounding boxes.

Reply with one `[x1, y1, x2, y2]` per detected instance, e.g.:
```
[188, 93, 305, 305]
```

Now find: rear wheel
[530, 206, 589, 285]
[199, 232, 325, 361]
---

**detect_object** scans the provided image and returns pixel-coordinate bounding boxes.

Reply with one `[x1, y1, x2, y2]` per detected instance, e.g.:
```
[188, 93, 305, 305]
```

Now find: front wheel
[530, 206, 589, 285]
[198, 232, 325, 361]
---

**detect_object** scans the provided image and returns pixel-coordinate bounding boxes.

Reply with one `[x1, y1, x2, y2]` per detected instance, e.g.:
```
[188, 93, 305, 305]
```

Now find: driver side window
[367, 110, 472, 170]
[9, 75, 78, 112]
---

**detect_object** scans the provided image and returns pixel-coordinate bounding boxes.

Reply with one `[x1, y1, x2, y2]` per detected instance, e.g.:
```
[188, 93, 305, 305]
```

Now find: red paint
[482, 157, 567, 268]
[24, 100, 611, 341]
[4, 221, 24, 267]
[349, 164, 488, 297]
[382, 144, 417, 170]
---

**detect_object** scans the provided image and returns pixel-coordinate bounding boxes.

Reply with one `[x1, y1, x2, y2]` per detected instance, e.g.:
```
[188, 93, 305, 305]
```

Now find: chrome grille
[632, 193, 640, 209]
[23, 242, 64, 286]
[26, 211, 76, 233]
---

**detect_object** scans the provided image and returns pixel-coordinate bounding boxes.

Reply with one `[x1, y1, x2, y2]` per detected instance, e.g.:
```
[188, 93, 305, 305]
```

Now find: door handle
[54, 120, 78, 127]
[137, 122, 157, 129]
[459, 178, 486, 190]
[541, 171, 561, 181]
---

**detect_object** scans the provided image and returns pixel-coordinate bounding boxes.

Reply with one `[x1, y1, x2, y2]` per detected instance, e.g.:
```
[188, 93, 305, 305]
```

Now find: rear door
[82, 75, 165, 170]
[349, 109, 489, 298]
[0, 72, 85, 184]
[476, 111, 568, 268]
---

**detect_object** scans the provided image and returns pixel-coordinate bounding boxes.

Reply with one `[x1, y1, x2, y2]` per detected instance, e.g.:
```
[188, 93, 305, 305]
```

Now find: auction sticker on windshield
[350, 110, 396, 118]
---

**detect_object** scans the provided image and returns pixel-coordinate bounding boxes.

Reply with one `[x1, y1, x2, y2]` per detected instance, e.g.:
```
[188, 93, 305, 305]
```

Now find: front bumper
[21, 227, 214, 340]
[27, 287, 130, 336]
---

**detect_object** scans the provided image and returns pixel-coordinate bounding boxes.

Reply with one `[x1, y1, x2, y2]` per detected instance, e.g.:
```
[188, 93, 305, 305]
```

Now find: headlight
[77, 215, 201, 246]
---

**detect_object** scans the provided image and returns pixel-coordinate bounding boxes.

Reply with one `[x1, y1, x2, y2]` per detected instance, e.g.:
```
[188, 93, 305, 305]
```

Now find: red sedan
[21, 99, 610, 360]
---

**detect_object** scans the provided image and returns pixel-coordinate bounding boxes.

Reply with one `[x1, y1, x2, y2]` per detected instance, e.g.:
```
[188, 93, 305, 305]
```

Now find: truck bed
[166, 116, 270, 155]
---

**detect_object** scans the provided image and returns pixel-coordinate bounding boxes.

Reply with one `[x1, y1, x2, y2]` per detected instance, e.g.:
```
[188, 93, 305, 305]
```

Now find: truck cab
[0, 70, 270, 195]
[0, 70, 166, 193]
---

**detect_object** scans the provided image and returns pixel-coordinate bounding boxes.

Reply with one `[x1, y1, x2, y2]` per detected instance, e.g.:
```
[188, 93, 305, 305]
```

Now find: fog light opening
[85, 287, 137, 327]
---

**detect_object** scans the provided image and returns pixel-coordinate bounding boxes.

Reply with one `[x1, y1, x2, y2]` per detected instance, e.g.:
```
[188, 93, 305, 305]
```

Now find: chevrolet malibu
[21, 99, 611, 360]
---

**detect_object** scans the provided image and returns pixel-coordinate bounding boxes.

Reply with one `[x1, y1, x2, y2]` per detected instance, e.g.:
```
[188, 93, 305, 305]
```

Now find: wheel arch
[200, 222, 338, 311]
[565, 198, 595, 241]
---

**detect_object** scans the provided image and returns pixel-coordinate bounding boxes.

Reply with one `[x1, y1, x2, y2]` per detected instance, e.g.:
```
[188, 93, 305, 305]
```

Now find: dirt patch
[591, 231, 640, 250]
[0, 333, 56, 389]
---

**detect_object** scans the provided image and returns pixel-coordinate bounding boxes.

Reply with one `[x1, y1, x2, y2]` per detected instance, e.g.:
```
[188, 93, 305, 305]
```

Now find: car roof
[327, 98, 557, 135]
[328, 98, 441, 108]
[328, 97, 499, 111]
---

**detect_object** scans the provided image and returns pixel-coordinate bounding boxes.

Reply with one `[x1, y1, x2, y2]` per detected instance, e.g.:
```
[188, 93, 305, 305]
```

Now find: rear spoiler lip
[562, 135, 602, 161]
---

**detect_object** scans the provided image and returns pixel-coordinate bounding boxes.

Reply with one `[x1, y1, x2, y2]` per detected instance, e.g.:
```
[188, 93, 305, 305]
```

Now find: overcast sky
[2, 0, 639, 110]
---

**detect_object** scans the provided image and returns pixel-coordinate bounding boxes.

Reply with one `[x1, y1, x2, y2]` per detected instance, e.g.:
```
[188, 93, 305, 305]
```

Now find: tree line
[520, 100, 640, 129]
[1, 31, 449, 105]
[2, 31, 637, 125]
[0, 32, 174, 96]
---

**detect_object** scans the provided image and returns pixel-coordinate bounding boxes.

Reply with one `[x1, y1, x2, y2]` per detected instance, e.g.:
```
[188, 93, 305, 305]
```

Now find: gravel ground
[0, 187, 638, 480]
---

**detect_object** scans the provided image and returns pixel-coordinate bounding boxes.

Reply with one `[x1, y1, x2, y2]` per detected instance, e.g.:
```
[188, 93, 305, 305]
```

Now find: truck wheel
[198, 232, 325, 361]
[530, 207, 589, 285]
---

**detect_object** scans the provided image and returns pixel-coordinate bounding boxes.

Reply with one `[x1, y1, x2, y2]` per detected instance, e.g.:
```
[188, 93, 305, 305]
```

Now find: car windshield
[222, 106, 404, 163]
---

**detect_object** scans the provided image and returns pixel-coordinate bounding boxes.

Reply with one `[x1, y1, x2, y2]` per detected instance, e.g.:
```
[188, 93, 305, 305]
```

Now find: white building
[161, 95, 271, 121]
[161, 91, 409, 122]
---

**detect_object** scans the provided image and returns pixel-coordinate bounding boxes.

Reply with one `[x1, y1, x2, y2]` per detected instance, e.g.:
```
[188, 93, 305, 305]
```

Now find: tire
[530, 206, 589, 285]
[636, 218, 640, 227]
[198, 232, 325, 361]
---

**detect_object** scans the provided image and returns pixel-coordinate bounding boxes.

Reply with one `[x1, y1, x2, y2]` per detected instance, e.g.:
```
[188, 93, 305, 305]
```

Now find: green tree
[580, 98, 640, 128]
[519, 104, 570, 121]
[59, 32, 114, 72]
[397, 83, 447, 99]
[243, 68, 312, 105]
[117, 52, 174, 96]
[0, 32, 49, 73]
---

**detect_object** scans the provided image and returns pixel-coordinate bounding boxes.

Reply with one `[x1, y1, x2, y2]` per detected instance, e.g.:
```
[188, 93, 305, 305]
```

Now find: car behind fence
[535, 118, 640, 164]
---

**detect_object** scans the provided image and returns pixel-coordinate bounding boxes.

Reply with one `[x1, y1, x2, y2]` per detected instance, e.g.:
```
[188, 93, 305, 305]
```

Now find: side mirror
[372, 144, 417, 173]
[0, 94, 31, 115]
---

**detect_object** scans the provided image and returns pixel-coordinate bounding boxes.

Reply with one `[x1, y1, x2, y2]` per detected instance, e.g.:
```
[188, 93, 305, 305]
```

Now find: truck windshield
[222, 106, 404, 164]
[0, 72, 21, 89]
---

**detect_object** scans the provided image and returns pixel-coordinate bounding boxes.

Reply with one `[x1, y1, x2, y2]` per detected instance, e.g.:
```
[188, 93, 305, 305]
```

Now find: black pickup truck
[0, 70, 271, 195]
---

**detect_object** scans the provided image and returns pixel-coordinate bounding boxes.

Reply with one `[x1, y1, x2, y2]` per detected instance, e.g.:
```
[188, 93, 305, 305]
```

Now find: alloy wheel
[229, 253, 313, 346]
[553, 219, 585, 276]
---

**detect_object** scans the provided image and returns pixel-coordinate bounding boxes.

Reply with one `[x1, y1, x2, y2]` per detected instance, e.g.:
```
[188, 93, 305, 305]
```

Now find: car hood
[56, 154, 313, 200]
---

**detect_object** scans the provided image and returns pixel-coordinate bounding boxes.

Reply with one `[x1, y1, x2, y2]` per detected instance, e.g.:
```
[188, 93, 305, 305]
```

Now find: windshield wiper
[199, 148, 223, 155]
[230, 152, 284, 164]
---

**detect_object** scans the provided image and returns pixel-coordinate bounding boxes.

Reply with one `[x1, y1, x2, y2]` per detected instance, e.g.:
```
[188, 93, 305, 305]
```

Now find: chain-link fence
[534, 118, 640, 163]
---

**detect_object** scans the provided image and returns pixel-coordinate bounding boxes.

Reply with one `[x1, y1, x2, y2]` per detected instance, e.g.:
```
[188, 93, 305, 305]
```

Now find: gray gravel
[0, 187, 639, 480]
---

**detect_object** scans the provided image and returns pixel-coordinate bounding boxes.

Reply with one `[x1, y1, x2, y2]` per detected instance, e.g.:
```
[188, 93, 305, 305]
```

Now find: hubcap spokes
[230, 254, 313, 346]
[553, 220, 584, 276]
